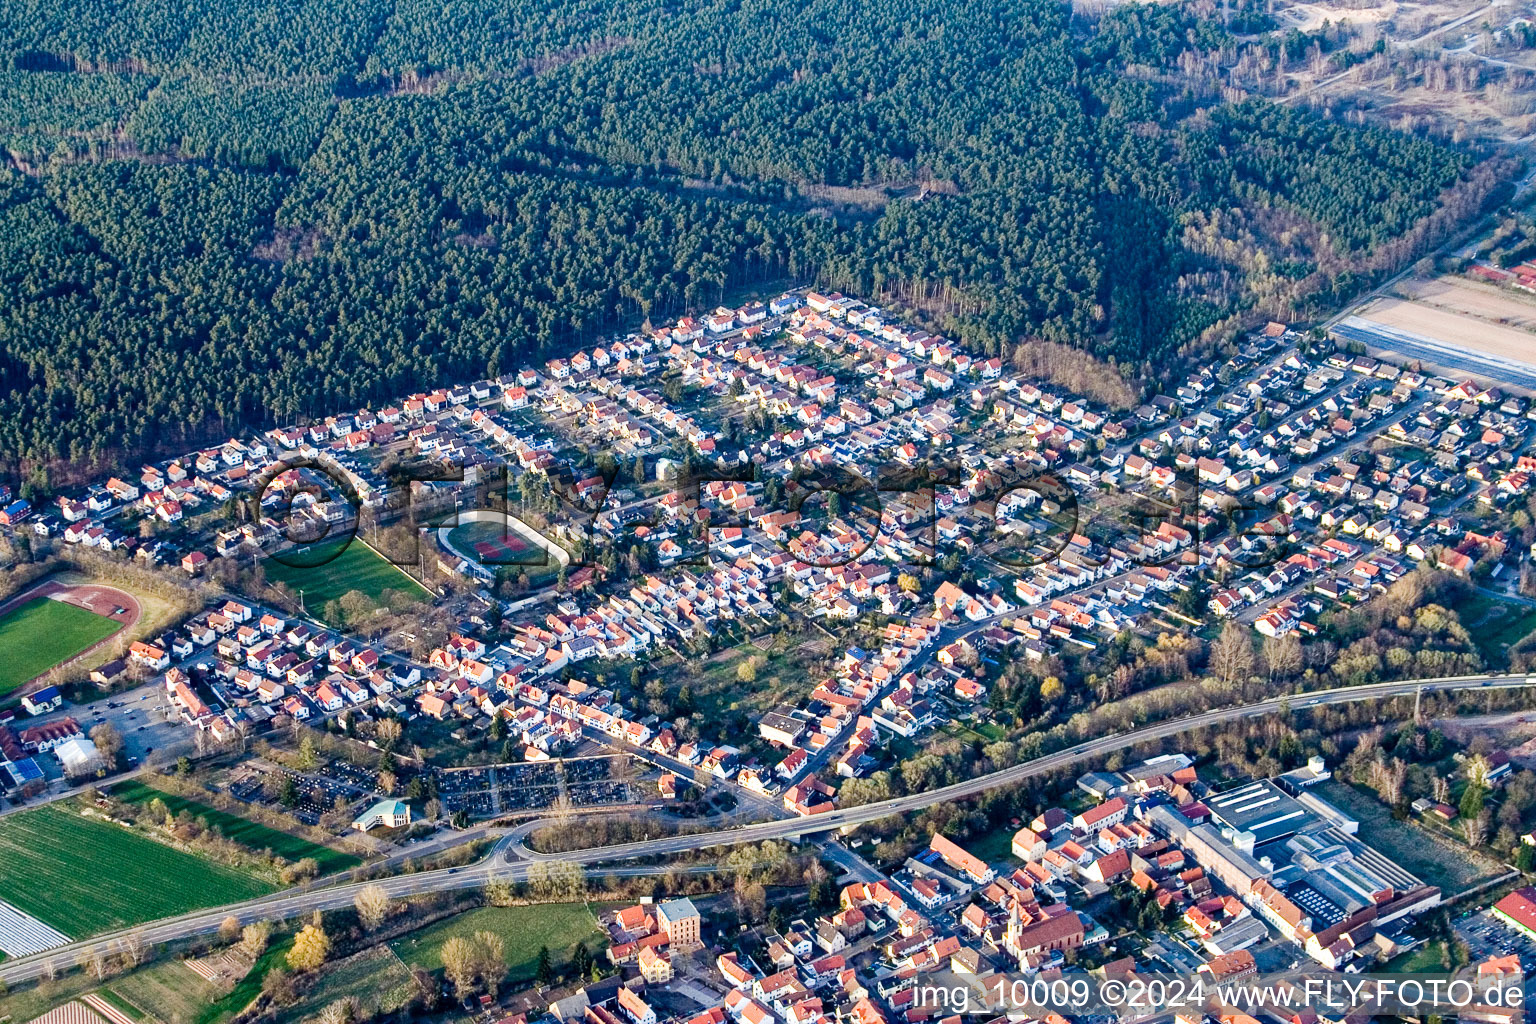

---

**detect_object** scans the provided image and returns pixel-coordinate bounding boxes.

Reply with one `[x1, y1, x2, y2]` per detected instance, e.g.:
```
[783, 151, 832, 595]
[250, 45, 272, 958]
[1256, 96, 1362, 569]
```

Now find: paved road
[509, 672, 1536, 865]
[0, 846, 713, 988]
[2, 670, 1528, 986]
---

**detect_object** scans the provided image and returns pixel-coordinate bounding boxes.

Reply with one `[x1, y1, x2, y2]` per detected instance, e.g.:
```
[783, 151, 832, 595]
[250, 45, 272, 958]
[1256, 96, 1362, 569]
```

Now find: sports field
[262, 537, 430, 615]
[392, 903, 606, 988]
[0, 598, 122, 692]
[448, 520, 537, 564]
[442, 515, 565, 586]
[0, 805, 274, 937]
[110, 779, 362, 874]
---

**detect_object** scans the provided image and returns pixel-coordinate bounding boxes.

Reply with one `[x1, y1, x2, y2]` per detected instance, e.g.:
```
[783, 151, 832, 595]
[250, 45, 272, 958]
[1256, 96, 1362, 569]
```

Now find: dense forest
[0, 0, 1492, 479]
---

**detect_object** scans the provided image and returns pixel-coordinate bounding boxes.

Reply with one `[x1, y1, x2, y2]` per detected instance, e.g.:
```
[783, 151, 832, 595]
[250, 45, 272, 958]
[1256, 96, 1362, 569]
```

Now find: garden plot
[24, 1002, 106, 1024]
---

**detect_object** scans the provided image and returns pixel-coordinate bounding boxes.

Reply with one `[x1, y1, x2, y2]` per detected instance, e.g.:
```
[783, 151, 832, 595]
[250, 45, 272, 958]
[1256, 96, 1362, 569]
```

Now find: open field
[941, 720, 1007, 743]
[1398, 275, 1536, 331]
[1456, 592, 1536, 668]
[1352, 297, 1536, 370]
[0, 805, 274, 937]
[110, 779, 363, 874]
[107, 960, 223, 1024]
[277, 945, 413, 1024]
[965, 826, 1019, 867]
[263, 537, 429, 619]
[1316, 780, 1504, 894]
[0, 595, 123, 692]
[391, 903, 606, 988]
[194, 936, 293, 1024]
[1385, 939, 1451, 973]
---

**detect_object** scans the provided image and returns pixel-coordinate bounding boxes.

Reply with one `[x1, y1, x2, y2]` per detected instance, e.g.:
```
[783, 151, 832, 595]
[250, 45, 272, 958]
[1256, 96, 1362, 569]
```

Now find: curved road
[3, 671, 1528, 987]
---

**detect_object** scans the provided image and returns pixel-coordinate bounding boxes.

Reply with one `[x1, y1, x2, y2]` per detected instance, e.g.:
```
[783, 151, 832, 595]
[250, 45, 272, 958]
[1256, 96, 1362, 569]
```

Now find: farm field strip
[1397, 275, 1536, 331]
[1354, 297, 1536, 369]
[0, 898, 71, 956]
[0, 805, 274, 937]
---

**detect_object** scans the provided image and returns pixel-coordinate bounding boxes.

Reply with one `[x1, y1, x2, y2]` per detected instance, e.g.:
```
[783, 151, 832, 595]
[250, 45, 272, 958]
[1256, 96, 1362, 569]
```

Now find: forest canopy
[0, 0, 1489, 477]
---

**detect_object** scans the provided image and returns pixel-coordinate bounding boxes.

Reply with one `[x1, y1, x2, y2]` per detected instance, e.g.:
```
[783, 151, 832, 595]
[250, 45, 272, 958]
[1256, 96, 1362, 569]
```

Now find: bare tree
[1369, 756, 1408, 806]
[120, 931, 148, 967]
[240, 920, 273, 959]
[1262, 633, 1303, 681]
[318, 997, 360, 1024]
[354, 884, 391, 931]
[1210, 622, 1256, 684]
[1464, 811, 1491, 848]
[441, 936, 478, 998]
[473, 931, 507, 997]
[77, 947, 108, 980]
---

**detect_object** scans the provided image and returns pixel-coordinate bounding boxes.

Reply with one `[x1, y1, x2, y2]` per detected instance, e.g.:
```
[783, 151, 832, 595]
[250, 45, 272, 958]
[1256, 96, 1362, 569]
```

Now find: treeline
[0, 0, 1492, 473]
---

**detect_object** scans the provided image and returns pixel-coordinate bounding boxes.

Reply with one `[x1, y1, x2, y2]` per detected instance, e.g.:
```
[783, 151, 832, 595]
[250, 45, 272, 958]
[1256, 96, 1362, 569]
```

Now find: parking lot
[41, 681, 187, 766]
[1458, 906, 1536, 972]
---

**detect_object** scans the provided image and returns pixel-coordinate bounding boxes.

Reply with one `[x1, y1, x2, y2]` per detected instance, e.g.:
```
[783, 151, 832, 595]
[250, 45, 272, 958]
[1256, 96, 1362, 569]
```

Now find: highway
[0, 843, 714, 988]
[2, 670, 1529, 987]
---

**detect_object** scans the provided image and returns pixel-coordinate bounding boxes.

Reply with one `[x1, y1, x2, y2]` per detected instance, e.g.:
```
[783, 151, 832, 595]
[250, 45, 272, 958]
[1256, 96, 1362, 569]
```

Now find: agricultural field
[262, 537, 430, 622]
[0, 938, 289, 1024]
[107, 959, 223, 1024]
[96, 989, 153, 1022]
[1397, 275, 1536, 332]
[110, 779, 363, 874]
[392, 903, 606, 988]
[0, 805, 273, 936]
[0, 597, 121, 692]
[1354, 297, 1536, 371]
